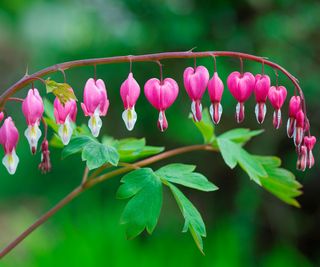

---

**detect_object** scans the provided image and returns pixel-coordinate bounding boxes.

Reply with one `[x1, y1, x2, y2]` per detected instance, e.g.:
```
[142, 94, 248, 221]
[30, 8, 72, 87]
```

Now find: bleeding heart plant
[0, 50, 316, 258]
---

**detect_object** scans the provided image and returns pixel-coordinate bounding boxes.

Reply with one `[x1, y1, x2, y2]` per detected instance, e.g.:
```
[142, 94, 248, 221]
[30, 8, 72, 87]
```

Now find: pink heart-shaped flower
[144, 78, 179, 111]
[227, 71, 255, 103]
[268, 86, 287, 110]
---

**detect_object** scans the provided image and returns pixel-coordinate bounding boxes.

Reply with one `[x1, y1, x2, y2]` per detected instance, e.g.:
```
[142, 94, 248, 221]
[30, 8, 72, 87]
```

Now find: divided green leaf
[117, 168, 163, 239]
[216, 130, 302, 206]
[62, 135, 95, 159]
[103, 137, 164, 162]
[218, 128, 264, 145]
[82, 141, 119, 170]
[156, 163, 218, 192]
[256, 156, 302, 207]
[167, 183, 207, 254]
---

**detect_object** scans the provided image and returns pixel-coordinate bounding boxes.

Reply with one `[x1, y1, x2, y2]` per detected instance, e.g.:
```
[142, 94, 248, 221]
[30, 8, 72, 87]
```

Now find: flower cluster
[0, 62, 316, 175]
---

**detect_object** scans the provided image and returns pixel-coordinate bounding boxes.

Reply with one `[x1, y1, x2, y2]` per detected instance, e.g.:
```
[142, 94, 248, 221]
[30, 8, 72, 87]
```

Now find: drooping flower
[38, 139, 52, 174]
[294, 110, 305, 147]
[227, 71, 255, 123]
[287, 96, 301, 138]
[120, 73, 140, 131]
[22, 88, 44, 154]
[268, 86, 287, 129]
[303, 136, 316, 169]
[144, 78, 179, 131]
[296, 144, 307, 171]
[0, 112, 4, 122]
[81, 78, 109, 137]
[183, 66, 209, 122]
[254, 74, 270, 124]
[207, 72, 224, 124]
[54, 89, 78, 145]
[0, 117, 19, 175]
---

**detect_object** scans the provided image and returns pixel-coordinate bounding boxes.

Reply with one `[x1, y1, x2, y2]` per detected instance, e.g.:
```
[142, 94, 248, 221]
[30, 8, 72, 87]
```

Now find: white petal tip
[2, 150, 19, 175]
[24, 124, 42, 154]
[122, 108, 137, 131]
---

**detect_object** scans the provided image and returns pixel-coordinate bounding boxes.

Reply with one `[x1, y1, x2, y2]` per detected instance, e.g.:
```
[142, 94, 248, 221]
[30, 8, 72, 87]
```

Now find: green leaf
[49, 134, 64, 148]
[43, 98, 55, 121]
[82, 142, 119, 170]
[117, 168, 163, 238]
[45, 79, 77, 105]
[62, 136, 95, 159]
[191, 108, 215, 144]
[217, 128, 264, 146]
[156, 163, 218, 192]
[103, 137, 164, 162]
[167, 183, 206, 254]
[217, 131, 302, 206]
[217, 136, 267, 185]
[256, 156, 302, 207]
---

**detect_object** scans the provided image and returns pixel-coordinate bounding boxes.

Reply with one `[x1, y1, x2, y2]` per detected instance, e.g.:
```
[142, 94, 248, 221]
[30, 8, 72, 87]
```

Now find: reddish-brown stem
[0, 51, 306, 117]
[0, 144, 216, 259]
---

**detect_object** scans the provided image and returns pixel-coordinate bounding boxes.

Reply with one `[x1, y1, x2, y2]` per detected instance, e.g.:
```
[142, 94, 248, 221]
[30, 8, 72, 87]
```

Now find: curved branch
[0, 144, 216, 259]
[0, 51, 307, 122]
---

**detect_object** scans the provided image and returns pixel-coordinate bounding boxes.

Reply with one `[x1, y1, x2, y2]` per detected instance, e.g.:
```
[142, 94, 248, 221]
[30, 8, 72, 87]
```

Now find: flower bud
[304, 136, 316, 169]
[287, 96, 301, 138]
[22, 88, 44, 154]
[0, 117, 19, 175]
[54, 89, 78, 145]
[294, 110, 305, 147]
[296, 145, 307, 171]
[120, 73, 140, 131]
[254, 74, 270, 124]
[208, 72, 224, 124]
[81, 78, 109, 137]
[0, 112, 4, 122]
[38, 139, 52, 174]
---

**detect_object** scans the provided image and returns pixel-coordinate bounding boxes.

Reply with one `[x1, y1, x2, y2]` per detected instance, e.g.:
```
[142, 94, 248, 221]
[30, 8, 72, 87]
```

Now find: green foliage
[190, 109, 215, 144]
[216, 132, 302, 206]
[45, 78, 77, 105]
[62, 135, 95, 159]
[117, 168, 163, 238]
[103, 137, 164, 162]
[190, 115, 302, 207]
[256, 156, 302, 207]
[117, 163, 217, 253]
[82, 141, 119, 170]
[156, 163, 218, 192]
[167, 183, 207, 254]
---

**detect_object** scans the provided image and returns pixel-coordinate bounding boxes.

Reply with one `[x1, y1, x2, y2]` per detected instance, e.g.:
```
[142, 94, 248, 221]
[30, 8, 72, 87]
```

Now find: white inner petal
[158, 111, 164, 132]
[2, 149, 19, 175]
[209, 103, 223, 124]
[191, 101, 202, 122]
[122, 107, 137, 131]
[89, 107, 102, 137]
[59, 115, 73, 145]
[24, 123, 42, 152]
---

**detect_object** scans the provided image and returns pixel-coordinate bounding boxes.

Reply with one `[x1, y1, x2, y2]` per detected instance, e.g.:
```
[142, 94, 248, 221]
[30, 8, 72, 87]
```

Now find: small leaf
[117, 168, 163, 238]
[156, 163, 218, 192]
[167, 183, 206, 254]
[82, 142, 119, 170]
[191, 108, 215, 144]
[257, 156, 302, 207]
[216, 138, 238, 169]
[62, 136, 95, 159]
[104, 137, 164, 162]
[217, 134, 267, 185]
[45, 79, 77, 105]
[217, 128, 264, 146]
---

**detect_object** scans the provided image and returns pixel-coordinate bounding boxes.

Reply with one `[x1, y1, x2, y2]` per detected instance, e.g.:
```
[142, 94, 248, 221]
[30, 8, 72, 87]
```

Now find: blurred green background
[0, 0, 319, 266]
